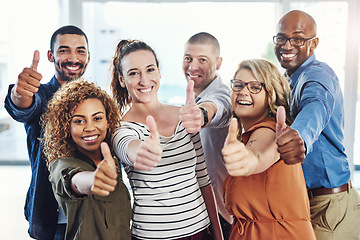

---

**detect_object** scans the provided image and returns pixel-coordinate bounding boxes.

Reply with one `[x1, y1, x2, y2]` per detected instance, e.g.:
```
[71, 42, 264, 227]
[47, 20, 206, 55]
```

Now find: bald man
[273, 10, 360, 239]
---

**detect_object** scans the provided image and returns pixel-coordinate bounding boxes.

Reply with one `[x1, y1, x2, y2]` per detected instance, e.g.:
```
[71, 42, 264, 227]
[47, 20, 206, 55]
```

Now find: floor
[0, 165, 359, 240]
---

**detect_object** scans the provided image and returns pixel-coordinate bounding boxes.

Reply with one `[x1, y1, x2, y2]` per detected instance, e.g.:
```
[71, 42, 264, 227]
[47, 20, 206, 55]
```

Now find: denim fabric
[4, 76, 62, 239]
[289, 55, 350, 189]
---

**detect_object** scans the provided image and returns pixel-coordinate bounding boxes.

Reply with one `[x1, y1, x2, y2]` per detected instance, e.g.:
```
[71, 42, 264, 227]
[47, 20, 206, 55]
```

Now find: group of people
[4, 9, 360, 240]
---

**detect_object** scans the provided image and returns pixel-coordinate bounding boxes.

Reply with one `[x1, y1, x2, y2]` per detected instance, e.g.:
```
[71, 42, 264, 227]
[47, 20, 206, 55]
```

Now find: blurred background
[0, 0, 359, 239]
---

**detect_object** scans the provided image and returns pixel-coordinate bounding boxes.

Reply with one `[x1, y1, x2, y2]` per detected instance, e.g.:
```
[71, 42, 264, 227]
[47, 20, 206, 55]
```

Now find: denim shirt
[4, 76, 62, 239]
[290, 55, 350, 189]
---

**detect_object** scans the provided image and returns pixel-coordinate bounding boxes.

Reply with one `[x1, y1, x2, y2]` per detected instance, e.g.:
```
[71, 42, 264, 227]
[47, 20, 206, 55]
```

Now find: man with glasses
[180, 32, 232, 240]
[273, 10, 360, 239]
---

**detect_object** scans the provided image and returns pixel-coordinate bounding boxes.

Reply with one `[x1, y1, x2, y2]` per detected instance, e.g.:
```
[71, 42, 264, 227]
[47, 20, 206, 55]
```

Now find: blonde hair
[232, 59, 292, 135]
[41, 79, 120, 166]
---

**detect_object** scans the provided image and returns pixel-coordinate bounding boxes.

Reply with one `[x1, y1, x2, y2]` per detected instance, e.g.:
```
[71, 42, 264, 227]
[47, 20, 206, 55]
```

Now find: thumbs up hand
[11, 50, 43, 108]
[222, 118, 259, 177]
[71, 142, 118, 196]
[91, 142, 118, 196]
[275, 106, 306, 165]
[179, 80, 203, 133]
[133, 115, 163, 171]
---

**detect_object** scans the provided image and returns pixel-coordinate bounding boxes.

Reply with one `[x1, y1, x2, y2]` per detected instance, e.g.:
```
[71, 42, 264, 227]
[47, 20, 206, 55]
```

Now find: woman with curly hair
[41, 79, 131, 240]
[221, 59, 315, 240]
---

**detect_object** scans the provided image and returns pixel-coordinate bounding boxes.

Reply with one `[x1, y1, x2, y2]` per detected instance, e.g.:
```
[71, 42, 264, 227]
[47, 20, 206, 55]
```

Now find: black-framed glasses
[230, 79, 265, 94]
[273, 36, 317, 47]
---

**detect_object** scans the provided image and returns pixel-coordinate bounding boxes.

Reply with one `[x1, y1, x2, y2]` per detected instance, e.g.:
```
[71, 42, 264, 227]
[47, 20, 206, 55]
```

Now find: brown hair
[110, 40, 159, 115]
[41, 79, 120, 166]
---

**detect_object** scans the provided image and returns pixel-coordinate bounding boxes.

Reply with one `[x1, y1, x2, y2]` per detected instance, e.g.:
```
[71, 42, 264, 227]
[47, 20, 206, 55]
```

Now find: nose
[67, 51, 78, 63]
[239, 85, 250, 95]
[188, 60, 200, 71]
[139, 74, 150, 86]
[84, 120, 96, 132]
[282, 39, 293, 50]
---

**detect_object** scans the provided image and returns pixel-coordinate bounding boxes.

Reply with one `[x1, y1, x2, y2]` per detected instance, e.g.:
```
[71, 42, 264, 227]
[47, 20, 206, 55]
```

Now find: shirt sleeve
[112, 125, 141, 167]
[291, 80, 335, 154]
[190, 132, 211, 188]
[198, 90, 232, 128]
[49, 158, 89, 201]
[4, 84, 44, 123]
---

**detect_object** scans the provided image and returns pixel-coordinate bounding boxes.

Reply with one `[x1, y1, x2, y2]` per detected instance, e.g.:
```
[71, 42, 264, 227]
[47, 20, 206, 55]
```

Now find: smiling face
[231, 68, 268, 130]
[70, 98, 108, 162]
[48, 34, 90, 84]
[274, 10, 318, 76]
[182, 43, 222, 96]
[119, 50, 160, 104]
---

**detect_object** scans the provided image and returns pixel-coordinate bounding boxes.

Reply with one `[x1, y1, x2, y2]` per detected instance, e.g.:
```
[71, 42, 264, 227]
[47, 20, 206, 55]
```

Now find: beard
[55, 61, 88, 82]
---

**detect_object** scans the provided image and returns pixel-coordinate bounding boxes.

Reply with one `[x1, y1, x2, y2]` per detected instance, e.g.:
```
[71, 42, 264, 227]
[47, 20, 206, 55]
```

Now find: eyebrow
[72, 111, 105, 119]
[127, 64, 155, 73]
[58, 46, 87, 50]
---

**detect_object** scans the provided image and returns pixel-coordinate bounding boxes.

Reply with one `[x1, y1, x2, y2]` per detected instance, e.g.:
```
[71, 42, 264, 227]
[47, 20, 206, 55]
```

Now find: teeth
[238, 100, 252, 105]
[66, 66, 80, 71]
[282, 53, 296, 58]
[139, 88, 151, 93]
[83, 135, 98, 141]
[189, 74, 200, 78]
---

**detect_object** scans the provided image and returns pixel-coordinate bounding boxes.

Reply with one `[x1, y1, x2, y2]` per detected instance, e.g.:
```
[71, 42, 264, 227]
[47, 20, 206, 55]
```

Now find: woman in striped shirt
[110, 40, 223, 240]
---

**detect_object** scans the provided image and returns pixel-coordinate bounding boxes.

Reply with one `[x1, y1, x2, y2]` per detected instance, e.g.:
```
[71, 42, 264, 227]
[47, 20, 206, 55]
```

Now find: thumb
[100, 142, 116, 170]
[30, 50, 40, 71]
[276, 106, 288, 137]
[225, 118, 238, 146]
[146, 115, 160, 143]
[185, 80, 196, 105]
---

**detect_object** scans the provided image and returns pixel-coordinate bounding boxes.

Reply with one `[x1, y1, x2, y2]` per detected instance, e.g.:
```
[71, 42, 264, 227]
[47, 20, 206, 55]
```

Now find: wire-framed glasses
[273, 36, 317, 47]
[230, 79, 265, 94]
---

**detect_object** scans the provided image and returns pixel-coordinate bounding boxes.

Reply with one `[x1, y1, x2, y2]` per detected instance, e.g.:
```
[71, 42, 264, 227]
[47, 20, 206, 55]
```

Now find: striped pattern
[112, 121, 211, 239]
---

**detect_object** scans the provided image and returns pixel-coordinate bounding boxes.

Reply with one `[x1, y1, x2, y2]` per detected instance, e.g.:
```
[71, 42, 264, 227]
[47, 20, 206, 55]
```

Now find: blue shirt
[290, 55, 350, 189]
[4, 76, 62, 239]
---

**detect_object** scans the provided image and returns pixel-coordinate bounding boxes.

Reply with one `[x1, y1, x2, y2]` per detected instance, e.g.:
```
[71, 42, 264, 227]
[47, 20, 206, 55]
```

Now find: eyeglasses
[230, 79, 265, 94]
[273, 36, 317, 47]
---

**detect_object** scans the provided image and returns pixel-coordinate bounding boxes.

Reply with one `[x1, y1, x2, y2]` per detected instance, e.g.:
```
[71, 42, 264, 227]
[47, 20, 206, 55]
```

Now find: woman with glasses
[221, 59, 315, 240]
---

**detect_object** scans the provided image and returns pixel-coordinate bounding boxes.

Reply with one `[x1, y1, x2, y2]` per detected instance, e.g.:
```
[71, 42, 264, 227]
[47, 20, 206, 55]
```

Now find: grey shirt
[196, 75, 233, 224]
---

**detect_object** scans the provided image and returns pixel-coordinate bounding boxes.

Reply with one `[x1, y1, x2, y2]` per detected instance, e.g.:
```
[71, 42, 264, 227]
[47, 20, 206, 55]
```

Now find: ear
[87, 51, 91, 63]
[310, 37, 319, 52]
[216, 57, 223, 71]
[118, 75, 126, 88]
[47, 50, 54, 63]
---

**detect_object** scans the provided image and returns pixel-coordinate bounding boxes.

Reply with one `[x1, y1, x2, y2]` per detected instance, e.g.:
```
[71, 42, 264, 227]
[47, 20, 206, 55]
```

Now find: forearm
[126, 139, 142, 165]
[251, 143, 280, 174]
[198, 101, 217, 127]
[200, 185, 223, 240]
[71, 171, 95, 195]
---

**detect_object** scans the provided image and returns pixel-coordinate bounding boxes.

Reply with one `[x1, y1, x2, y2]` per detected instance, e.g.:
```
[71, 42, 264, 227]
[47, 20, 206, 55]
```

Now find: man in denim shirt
[4, 25, 90, 239]
[274, 10, 360, 239]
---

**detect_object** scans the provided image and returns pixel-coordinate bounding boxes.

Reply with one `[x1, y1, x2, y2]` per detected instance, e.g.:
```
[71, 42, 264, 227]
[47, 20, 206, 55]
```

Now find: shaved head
[278, 10, 317, 37]
[274, 10, 319, 76]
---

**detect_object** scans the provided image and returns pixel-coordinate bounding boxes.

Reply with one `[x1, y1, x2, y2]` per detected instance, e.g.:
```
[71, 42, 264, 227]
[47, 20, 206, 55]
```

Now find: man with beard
[273, 10, 360, 239]
[4, 25, 90, 240]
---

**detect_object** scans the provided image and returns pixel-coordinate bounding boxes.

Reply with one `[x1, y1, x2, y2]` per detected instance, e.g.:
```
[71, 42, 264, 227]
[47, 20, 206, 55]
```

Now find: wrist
[199, 106, 209, 127]
[11, 86, 24, 99]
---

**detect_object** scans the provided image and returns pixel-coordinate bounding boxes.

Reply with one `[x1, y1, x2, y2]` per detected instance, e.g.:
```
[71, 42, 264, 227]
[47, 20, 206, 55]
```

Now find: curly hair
[41, 79, 120, 167]
[232, 59, 292, 137]
[110, 39, 159, 115]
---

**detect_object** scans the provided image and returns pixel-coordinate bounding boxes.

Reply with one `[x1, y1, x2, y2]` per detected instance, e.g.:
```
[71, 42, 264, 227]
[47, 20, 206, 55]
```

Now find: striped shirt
[112, 121, 211, 240]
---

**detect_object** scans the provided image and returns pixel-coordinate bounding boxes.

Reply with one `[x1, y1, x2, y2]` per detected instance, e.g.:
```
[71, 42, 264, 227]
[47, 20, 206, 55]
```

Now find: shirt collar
[289, 54, 316, 87]
[196, 75, 221, 100]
